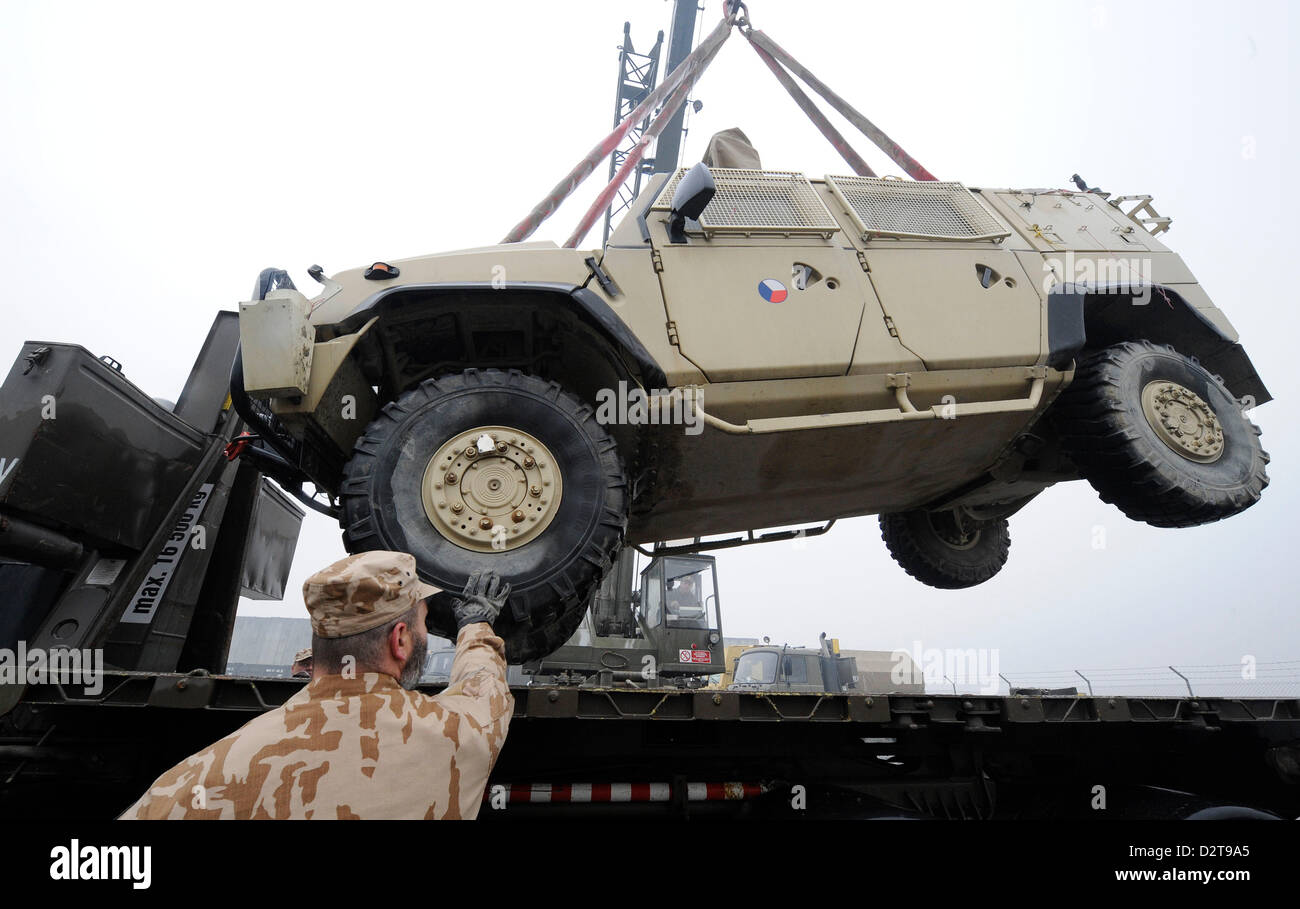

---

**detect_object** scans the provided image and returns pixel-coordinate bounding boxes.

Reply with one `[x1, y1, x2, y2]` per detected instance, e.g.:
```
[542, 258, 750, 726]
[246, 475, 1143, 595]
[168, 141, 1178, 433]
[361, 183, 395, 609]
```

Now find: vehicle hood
[308, 240, 599, 325]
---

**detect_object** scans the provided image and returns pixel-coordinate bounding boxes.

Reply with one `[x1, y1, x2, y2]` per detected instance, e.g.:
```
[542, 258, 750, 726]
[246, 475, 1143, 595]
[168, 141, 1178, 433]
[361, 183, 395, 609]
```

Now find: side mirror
[669, 163, 716, 243]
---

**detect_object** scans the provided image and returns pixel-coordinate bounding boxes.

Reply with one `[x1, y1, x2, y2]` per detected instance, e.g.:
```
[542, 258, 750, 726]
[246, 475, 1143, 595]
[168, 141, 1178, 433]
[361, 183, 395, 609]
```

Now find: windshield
[664, 558, 715, 630]
[422, 650, 455, 681]
[734, 651, 778, 685]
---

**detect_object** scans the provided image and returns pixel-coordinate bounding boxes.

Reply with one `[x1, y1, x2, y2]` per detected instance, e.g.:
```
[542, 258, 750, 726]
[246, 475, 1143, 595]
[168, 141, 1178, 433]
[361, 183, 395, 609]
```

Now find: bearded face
[400, 626, 429, 690]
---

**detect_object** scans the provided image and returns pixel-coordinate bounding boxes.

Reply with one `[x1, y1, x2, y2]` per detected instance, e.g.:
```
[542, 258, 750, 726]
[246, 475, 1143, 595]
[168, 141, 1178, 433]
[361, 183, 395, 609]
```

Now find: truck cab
[523, 551, 723, 685]
[729, 634, 925, 694]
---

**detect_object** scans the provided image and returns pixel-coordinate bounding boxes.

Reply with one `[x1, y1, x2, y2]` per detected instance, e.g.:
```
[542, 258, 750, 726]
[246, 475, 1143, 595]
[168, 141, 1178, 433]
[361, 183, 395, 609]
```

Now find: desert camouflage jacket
[121, 623, 512, 819]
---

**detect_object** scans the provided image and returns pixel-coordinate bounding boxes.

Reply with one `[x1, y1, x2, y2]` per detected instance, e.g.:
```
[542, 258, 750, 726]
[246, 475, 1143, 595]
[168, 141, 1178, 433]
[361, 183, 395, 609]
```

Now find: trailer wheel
[1053, 340, 1269, 527]
[340, 368, 627, 662]
[879, 510, 1010, 589]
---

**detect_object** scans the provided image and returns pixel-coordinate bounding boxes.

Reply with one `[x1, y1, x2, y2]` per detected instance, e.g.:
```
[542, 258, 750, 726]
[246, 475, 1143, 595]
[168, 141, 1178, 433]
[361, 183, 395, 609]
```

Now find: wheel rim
[1141, 381, 1225, 463]
[421, 425, 564, 552]
[926, 511, 981, 550]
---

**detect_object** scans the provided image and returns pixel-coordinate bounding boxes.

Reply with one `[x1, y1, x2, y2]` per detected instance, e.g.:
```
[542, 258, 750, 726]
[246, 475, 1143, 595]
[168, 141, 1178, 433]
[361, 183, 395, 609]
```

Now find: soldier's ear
[390, 619, 411, 659]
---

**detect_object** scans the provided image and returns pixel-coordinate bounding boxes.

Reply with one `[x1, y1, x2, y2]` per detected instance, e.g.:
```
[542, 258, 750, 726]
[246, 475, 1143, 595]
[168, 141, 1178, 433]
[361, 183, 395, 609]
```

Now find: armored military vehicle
[234, 155, 1271, 661]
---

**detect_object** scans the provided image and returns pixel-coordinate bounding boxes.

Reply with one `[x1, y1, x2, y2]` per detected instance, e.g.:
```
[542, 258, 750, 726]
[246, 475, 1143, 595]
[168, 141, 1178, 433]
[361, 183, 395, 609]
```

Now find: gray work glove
[452, 569, 511, 630]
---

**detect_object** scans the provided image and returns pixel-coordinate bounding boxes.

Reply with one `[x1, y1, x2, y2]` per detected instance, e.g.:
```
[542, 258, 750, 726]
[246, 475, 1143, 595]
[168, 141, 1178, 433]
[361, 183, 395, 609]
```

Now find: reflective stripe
[492, 782, 764, 803]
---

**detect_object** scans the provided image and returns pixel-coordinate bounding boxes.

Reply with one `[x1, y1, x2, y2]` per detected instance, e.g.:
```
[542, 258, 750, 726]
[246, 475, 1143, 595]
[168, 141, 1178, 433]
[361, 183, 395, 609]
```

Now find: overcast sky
[3, 0, 1295, 695]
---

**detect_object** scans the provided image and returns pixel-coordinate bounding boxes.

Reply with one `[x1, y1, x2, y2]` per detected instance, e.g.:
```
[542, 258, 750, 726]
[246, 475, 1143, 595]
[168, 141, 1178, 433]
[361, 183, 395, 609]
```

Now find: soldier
[120, 551, 513, 819]
[290, 647, 312, 679]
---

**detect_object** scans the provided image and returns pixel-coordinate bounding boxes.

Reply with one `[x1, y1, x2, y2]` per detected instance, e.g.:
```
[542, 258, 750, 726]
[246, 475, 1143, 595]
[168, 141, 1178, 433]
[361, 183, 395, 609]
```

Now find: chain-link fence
[991, 660, 1300, 698]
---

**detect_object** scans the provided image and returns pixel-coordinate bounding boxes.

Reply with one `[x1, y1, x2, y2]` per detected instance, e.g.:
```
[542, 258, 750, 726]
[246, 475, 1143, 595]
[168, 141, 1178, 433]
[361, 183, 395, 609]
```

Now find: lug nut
[530, 485, 541, 497]
[446, 471, 458, 484]
[450, 503, 463, 514]
[512, 509, 525, 523]
[496, 441, 508, 453]
[464, 446, 478, 459]
[479, 517, 493, 530]
[523, 456, 535, 469]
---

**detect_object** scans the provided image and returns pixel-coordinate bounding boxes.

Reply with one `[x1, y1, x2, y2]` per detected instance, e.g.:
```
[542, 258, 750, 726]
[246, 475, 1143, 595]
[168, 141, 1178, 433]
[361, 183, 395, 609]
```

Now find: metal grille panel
[653, 168, 840, 237]
[825, 176, 1010, 241]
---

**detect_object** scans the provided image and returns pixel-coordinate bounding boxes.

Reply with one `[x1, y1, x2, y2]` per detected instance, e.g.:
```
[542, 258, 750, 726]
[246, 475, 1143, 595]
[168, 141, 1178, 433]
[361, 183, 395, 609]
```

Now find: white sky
[3, 0, 1295, 693]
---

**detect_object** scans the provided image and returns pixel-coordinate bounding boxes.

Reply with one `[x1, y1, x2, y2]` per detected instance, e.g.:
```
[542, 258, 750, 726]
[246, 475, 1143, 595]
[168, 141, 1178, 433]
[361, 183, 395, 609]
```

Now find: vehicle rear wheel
[1053, 340, 1269, 527]
[340, 368, 627, 662]
[879, 510, 1010, 589]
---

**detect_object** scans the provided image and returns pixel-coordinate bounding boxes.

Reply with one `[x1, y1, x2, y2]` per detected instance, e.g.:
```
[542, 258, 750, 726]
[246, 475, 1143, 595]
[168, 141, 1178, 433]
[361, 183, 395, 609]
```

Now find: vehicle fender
[1047, 282, 1270, 404]
[337, 281, 667, 389]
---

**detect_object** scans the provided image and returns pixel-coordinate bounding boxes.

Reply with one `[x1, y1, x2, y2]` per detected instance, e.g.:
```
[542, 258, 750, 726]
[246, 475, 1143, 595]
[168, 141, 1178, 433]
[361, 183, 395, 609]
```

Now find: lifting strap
[501, 1, 937, 247]
[562, 17, 732, 248]
[502, 4, 740, 245]
[743, 27, 937, 182]
[744, 35, 875, 177]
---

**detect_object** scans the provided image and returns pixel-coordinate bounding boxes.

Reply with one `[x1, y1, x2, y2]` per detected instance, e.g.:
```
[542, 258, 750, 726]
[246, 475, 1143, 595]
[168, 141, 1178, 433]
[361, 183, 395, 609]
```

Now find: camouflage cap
[292, 648, 313, 664]
[303, 551, 441, 638]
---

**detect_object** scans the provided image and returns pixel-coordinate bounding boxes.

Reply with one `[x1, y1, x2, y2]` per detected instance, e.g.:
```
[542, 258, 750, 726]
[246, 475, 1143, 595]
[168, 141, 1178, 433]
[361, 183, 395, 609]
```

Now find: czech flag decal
[758, 278, 788, 303]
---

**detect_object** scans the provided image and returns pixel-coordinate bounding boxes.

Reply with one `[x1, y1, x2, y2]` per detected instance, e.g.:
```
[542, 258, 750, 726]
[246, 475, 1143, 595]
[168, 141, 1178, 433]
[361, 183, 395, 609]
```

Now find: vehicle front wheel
[879, 510, 1011, 589]
[1053, 340, 1269, 527]
[340, 368, 627, 662]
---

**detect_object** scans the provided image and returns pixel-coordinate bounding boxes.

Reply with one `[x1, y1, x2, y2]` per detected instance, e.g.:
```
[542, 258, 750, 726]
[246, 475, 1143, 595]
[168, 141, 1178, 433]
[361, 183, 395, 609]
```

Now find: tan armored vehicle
[234, 158, 1270, 660]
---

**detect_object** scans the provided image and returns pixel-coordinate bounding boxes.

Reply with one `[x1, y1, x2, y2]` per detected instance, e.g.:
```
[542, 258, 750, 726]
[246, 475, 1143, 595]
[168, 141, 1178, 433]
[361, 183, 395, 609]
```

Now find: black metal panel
[0, 342, 208, 551]
[1045, 285, 1087, 370]
[0, 561, 67, 650]
[239, 478, 304, 601]
[173, 312, 241, 432]
[179, 462, 266, 675]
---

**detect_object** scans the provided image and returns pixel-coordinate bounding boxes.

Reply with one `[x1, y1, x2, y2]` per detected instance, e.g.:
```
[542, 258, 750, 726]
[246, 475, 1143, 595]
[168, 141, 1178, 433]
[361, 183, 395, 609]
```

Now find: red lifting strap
[745, 38, 875, 177]
[561, 16, 732, 248]
[500, 2, 937, 247]
[502, 5, 740, 245]
[744, 27, 937, 182]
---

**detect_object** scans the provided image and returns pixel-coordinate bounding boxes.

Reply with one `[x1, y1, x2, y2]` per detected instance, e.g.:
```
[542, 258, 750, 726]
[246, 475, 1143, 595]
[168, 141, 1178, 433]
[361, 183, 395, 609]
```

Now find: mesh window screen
[825, 176, 1010, 241]
[653, 168, 840, 238]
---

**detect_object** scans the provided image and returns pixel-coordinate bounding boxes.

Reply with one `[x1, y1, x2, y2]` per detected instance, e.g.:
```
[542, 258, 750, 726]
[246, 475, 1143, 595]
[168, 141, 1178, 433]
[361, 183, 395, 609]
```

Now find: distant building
[225, 616, 311, 677]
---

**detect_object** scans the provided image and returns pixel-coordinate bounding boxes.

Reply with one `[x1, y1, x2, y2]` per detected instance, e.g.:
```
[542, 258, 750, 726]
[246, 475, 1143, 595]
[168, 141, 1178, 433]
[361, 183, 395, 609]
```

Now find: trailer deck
[4, 672, 1297, 819]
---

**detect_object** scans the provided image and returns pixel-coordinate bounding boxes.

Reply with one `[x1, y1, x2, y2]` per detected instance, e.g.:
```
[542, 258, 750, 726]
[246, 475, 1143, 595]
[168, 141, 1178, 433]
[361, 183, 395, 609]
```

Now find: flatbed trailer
[3, 670, 1297, 819]
[1, 319, 1296, 821]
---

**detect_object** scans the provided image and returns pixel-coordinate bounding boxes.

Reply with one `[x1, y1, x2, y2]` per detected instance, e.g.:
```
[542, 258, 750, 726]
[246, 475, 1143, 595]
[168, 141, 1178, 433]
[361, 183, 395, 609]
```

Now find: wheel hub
[1141, 381, 1224, 463]
[928, 511, 980, 550]
[421, 426, 563, 552]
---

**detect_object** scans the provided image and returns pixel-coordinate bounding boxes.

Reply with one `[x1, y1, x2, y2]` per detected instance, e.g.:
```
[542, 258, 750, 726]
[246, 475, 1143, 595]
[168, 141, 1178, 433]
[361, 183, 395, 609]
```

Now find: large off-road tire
[340, 368, 627, 663]
[879, 510, 1011, 589]
[1053, 340, 1269, 528]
